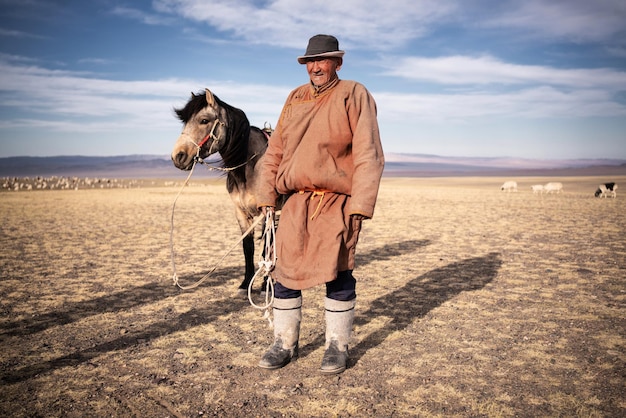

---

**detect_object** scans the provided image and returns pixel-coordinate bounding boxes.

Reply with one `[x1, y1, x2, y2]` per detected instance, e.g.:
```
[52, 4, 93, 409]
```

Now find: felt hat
[297, 34, 345, 64]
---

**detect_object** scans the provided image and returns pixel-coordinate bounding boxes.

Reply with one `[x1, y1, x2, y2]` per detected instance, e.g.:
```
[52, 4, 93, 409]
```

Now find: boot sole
[319, 364, 346, 375]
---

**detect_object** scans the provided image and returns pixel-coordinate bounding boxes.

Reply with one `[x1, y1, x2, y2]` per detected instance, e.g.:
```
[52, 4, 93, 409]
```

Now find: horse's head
[171, 89, 230, 170]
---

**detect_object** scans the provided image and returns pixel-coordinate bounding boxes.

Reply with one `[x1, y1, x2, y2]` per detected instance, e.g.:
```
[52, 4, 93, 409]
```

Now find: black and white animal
[594, 182, 618, 198]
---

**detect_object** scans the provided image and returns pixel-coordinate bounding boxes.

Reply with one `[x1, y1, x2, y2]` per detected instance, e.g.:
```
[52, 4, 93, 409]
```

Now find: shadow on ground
[0, 266, 242, 339]
[1, 241, 500, 383]
[297, 251, 501, 365]
[351, 252, 501, 364]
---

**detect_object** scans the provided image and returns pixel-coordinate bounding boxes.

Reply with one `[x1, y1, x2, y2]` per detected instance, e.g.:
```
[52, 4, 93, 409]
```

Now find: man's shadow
[300, 252, 502, 366]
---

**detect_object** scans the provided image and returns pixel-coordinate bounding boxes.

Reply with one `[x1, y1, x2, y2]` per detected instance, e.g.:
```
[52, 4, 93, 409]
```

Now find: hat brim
[297, 50, 345, 64]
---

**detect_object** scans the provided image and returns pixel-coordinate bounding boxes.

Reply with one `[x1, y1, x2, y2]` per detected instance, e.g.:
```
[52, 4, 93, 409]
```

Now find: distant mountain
[383, 153, 626, 177]
[0, 155, 210, 178]
[0, 154, 625, 178]
[385, 153, 625, 169]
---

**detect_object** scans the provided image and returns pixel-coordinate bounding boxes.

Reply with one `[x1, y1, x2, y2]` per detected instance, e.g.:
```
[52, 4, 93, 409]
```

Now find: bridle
[194, 118, 225, 159]
[184, 117, 259, 173]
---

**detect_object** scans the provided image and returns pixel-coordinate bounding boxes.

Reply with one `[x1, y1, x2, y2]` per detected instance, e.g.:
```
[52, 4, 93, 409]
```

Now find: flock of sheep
[1, 176, 143, 191]
[500, 180, 618, 198]
[1, 176, 618, 199]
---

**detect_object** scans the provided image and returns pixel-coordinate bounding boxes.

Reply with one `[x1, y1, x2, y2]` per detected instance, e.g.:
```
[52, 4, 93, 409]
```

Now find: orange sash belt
[298, 189, 333, 220]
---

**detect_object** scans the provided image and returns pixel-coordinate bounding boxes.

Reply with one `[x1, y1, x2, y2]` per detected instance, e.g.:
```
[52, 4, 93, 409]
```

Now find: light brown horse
[171, 88, 279, 293]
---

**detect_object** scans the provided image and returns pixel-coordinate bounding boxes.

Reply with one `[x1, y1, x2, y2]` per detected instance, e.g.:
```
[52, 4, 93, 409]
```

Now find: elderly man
[256, 34, 384, 374]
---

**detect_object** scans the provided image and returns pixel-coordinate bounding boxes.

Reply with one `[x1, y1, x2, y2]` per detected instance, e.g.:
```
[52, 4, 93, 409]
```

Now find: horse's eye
[200, 119, 210, 125]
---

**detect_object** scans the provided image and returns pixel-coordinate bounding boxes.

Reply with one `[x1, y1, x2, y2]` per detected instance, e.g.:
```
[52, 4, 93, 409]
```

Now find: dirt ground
[0, 176, 624, 417]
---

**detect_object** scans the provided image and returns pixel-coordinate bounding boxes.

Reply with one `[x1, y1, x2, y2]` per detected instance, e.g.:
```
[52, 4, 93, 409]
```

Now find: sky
[0, 0, 625, 160]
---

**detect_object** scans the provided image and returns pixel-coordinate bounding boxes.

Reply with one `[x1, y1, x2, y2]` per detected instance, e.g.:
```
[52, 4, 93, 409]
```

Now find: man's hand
[261, 206, 275, 216]
[350, 214, 368, 221]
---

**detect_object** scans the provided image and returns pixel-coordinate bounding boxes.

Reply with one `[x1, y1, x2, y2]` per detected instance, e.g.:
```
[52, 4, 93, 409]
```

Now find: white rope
[170, 147, 201, 289]
[169, 143, 265, 290]
[170, 184, 265, 289]
[247, 209, 277, 326]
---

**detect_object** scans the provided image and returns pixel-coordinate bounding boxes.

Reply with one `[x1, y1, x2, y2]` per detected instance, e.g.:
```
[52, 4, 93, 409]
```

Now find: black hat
[297, 34, 345, 64]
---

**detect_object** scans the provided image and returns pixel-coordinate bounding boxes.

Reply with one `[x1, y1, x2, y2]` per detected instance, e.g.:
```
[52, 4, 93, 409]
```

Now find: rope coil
[247, 209, 277, 325]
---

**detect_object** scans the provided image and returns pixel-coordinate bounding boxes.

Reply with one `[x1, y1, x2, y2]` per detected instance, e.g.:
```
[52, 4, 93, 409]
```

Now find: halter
[189, 118, 260, 173]
[194, 118, 225, 157]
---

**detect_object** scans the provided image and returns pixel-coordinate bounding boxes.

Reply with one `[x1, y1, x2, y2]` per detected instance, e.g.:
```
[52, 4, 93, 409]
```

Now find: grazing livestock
[531, 184, 544, 194]
[544, 182, 563, 194]
[501, 181, 518, 192]
[595, 182, 617, 198]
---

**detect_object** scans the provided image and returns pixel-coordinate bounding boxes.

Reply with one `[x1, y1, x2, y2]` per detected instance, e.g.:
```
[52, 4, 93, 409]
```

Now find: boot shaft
[321, 297, 355, 374]
[258, 296, 302, 370]
[324, 297, 355, 351]
[272, 296, 302, 350]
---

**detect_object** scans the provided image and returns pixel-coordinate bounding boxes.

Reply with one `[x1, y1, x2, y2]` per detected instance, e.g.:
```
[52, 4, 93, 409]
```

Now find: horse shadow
[0, 296, 251, 384]
[0, 266, 242, 340]
[299, 252, 502, 367]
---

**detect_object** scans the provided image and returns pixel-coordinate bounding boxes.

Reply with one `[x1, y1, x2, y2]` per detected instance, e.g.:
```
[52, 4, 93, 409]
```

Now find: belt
[298, 189, 333, 220]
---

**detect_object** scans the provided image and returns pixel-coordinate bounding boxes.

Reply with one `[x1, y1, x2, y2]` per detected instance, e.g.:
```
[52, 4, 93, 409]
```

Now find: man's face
[306, 57, 342, 86]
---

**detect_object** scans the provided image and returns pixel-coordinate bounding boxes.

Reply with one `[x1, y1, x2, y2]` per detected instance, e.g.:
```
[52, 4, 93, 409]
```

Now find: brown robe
[256, 79, 385, 290]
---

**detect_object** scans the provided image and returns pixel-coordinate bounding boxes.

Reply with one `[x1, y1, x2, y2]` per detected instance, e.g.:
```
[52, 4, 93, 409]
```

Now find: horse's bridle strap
[197, 119, 222, 149]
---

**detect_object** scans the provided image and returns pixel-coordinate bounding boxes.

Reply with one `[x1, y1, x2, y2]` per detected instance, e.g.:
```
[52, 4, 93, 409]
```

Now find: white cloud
[606, 46, 626, 58]
[0, 60, 288, 132]
[1, 54, 624, 138]
[0, 27, 45, 39]
[475, 0, 626, 43]
[153, 0, 456, 49]
[110, 6, 177, 26]
[77, 58, 115, 66]
[374, 86, 626, 123]
[149, 0, 626, 52]
[381, 55, 626, 88]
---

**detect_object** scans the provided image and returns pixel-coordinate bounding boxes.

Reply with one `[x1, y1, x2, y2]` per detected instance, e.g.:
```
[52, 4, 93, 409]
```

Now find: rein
[169, 122, 277, 321]
[169, 184, 265, 291]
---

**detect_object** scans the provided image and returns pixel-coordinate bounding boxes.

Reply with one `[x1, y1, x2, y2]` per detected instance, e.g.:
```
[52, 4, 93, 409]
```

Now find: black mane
[174, 92, 207, 123]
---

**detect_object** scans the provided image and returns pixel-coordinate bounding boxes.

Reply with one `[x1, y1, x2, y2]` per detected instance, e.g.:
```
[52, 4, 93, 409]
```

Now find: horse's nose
[172, 151, 188, 168]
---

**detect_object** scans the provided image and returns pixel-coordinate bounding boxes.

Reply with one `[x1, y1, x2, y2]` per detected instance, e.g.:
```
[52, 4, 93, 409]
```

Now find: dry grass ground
[1, 176, 624, 417]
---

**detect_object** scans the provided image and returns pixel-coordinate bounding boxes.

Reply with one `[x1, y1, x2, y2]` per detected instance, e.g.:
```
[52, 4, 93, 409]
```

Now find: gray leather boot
[258, 296, 302, 369]
[320, 297, 355, 374]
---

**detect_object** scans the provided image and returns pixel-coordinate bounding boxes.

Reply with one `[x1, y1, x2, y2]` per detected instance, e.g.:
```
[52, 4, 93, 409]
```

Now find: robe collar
[311, 74, 340, 97]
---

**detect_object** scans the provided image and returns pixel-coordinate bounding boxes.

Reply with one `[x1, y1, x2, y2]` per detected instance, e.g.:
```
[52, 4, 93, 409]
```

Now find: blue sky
[1, 0, 625, 160]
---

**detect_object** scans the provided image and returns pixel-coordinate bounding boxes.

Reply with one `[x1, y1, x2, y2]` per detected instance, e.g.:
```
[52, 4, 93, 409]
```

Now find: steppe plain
[1, 175, 624, 417]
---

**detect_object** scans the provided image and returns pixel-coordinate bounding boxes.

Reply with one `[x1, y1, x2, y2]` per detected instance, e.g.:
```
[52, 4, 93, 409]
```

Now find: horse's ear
[205, 88, 215, 107]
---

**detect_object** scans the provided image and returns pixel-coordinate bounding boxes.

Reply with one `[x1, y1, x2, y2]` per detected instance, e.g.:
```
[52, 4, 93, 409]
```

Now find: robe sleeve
[346, 84, 385, 218]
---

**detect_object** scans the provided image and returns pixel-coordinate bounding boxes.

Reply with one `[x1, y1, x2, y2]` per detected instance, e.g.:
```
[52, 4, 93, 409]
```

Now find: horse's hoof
[236, 288, 248, 298]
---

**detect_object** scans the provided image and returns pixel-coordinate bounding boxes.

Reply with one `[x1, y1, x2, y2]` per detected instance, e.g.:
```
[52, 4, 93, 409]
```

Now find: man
[255, 34, 384, 374]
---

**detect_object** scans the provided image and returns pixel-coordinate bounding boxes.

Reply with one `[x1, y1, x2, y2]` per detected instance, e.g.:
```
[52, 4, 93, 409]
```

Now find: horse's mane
[175, 91, 250, 175]
[174, 92, 207, 124]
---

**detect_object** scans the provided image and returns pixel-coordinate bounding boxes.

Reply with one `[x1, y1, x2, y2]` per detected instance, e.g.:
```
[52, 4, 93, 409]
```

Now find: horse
[171, 88, 277, 294]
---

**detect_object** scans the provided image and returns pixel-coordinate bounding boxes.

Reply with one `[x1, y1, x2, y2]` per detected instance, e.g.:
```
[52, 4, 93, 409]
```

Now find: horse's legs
[239, 234, 255, 291]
